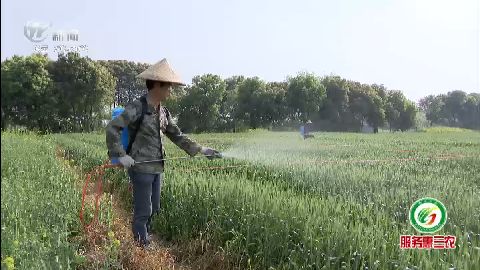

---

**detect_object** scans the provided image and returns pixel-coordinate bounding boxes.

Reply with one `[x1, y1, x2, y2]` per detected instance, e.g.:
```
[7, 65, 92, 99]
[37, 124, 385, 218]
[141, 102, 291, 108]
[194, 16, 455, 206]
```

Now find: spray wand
[134, 152, 223, 164]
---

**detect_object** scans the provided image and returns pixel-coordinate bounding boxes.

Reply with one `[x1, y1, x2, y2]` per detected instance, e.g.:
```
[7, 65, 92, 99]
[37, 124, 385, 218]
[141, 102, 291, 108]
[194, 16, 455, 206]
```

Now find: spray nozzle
[207, 151, 223, 159]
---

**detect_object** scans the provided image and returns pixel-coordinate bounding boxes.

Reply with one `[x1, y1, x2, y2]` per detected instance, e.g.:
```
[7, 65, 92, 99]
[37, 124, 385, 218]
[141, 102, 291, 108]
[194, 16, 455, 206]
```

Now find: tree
[177, 74, 226, 133]
[346, 82, 385, 133]
[461, 93, 480, 129]
[286, 72, 326, 122]
[49, 53, 116, 132]
[418, 91, 479, 129]
[220, 76, 245, 132]
[1, 54, 55, 131]
[320, 75, 349, 130]
[444, 90, 467, 126]
[265, 81, 289, 127]
[98, 60, 150, 107]
[88, 60, 116, 130]
[368, 84, 387, 133]
[371, 84, 387, 101]
[419, 95, 446, 126]
[399, 101, 417, 131]
[347, 82, 370, 130]
[414, 111, 429, 130]
[236, 77, 268, 129]
[385, 90, 416, 131]
[164, 85, 187, 117]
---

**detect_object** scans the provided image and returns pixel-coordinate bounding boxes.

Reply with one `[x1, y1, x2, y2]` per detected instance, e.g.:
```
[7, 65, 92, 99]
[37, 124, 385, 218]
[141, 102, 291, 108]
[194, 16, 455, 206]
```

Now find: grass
[2, 130, 479, 269]
[1, 132, 81, 269]
[420, 126, 476, 133]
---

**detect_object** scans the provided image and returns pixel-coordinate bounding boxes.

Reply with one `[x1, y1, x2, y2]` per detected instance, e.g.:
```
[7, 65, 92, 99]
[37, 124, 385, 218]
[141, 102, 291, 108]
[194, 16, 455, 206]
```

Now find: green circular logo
[409, 197, 447, 233]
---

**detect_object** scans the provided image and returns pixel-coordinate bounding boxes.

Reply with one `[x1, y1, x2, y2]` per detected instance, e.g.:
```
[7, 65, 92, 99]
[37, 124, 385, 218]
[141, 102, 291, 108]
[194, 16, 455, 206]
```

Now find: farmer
[301, 120, 314, 139]
[106, 58, 220, 248]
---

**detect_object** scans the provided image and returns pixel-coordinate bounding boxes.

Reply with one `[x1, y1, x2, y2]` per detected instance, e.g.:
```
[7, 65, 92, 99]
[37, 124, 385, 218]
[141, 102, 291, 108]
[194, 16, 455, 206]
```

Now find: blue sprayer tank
[110, 107, 129, 165]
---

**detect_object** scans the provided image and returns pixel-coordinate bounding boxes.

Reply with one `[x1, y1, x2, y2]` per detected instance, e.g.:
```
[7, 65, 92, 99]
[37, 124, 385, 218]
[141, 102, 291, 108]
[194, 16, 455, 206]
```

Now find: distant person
[301, 120, 314, 139]
[106, 58, 220, 249]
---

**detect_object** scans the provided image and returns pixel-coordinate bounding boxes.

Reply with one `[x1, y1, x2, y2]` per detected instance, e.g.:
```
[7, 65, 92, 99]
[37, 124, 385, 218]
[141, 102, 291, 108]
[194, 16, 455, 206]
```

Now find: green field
[2, 130, 480, 269]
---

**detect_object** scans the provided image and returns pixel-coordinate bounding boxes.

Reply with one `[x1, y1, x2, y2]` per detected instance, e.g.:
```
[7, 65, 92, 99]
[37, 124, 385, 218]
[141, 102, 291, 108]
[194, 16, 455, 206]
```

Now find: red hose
[79, 162, 120, 231]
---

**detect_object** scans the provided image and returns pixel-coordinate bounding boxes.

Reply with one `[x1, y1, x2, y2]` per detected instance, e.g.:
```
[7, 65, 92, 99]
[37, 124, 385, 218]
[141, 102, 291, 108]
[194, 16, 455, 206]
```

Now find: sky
[1, 0, 479, 102]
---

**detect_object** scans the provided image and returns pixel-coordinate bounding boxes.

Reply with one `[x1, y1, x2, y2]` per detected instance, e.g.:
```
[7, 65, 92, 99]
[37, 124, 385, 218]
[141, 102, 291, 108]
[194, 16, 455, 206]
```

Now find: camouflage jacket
[106, 94, 202, 174]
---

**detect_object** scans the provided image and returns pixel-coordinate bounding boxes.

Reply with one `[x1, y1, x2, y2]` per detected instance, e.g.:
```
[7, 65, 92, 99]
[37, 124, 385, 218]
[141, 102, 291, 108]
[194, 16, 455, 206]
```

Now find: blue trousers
[128, 170, 163, 244]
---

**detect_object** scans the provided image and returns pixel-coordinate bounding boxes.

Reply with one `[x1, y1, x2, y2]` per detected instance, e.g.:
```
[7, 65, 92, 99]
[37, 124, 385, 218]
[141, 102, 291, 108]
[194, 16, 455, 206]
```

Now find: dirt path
[110, 194, 190, 270]
[108, 180, 230, 270]
[56, 147, 190, 270]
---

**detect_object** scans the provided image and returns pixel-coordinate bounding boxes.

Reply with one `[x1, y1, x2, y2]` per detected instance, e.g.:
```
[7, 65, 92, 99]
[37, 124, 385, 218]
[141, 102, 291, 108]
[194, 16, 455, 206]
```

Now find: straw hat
[136, 58, 186, 86]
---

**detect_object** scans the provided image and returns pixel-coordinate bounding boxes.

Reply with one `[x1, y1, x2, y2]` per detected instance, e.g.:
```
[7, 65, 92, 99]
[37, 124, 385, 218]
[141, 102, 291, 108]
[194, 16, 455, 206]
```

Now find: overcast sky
[2, 0, 479, 101]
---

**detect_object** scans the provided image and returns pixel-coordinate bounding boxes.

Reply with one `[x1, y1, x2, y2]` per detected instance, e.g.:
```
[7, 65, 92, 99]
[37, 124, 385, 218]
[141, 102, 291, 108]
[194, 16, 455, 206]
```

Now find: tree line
[2, 53, 115, 132]
[419, 91, 480, 129]
[2, 53, 478, 133]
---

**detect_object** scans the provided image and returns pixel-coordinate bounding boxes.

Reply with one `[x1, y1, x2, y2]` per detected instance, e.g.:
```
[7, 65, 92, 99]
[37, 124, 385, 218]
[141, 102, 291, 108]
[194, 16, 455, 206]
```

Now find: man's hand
[119, 155, 135, 168]
[200, 147, 222, 160]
